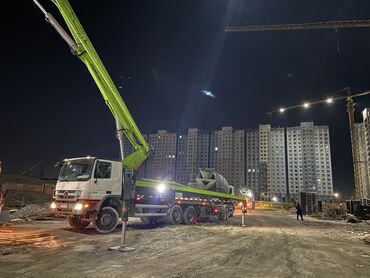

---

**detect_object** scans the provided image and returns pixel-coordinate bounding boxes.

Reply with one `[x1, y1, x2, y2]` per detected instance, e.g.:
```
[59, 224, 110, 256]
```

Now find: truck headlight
[157, 183, 167, 193]
[50, 202, 57, 209]
[74, 203, 83, 210]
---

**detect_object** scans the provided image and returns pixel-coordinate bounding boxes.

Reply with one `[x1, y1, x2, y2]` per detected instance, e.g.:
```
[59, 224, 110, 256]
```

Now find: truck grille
[55, 190, 81, 201]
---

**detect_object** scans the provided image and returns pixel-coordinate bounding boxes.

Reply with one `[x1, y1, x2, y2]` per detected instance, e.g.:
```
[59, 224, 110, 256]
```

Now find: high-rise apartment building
[146, 130, 177, 181]
[209, 130, 220, 170]
[352, 123, 368, 198]
[175, 134, 188, 184]
[186, 129, 209, 183]
[258, 125, 271, 200]
[313, 124, 333, 201]
[269, 128, 287, 202]
[287, 122, 333, 202]
[210, 127, 245, 192]
[246, 129, 259, 197]
[246, 125, 287, 201]
[360, 108, 370, 198]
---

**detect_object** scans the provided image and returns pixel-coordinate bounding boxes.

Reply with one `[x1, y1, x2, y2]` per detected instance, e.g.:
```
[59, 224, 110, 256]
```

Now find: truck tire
[168, 204, 183, 225]
[95, 206, 119, 233]
[183, 206, 196, 225]
[68, 215, 90, 229]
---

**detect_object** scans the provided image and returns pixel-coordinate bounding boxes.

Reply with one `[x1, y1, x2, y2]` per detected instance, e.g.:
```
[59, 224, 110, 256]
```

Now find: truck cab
[52, 157, 124, 233]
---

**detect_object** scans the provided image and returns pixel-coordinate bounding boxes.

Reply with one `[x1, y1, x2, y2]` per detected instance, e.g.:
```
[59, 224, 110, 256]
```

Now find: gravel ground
[0, 209, 369, 278]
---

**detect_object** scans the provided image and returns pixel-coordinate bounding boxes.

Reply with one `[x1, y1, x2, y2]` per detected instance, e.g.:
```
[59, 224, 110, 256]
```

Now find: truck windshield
[58, 159, 93, 182]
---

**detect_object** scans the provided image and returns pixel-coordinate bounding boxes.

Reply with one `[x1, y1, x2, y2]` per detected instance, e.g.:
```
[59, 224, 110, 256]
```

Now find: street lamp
[326, 97, 334, 104]
[333, 192, 340, 203]
[279, 107, 285, 113]
[272, 196, 278, 202]
[303, 102, 310, 109]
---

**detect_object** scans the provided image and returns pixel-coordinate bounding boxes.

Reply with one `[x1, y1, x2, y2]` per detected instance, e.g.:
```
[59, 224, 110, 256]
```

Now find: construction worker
[296, 203, 304, 221]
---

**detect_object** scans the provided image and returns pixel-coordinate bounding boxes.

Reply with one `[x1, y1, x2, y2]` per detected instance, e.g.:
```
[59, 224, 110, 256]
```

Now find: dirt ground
[0, 209, 369, 278]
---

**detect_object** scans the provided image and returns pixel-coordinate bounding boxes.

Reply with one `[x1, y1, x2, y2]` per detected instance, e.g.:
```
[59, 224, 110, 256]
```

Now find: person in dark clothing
[296, 203, 304, 221]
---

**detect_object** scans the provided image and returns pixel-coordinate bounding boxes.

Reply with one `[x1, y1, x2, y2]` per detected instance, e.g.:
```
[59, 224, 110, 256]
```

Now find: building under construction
[351, 108, 370, 199]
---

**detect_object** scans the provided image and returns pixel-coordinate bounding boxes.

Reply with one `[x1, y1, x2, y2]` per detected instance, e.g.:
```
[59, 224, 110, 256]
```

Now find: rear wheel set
[168, 205, 183, 225]
[183, 206, 196, 225]
[167, 205, 197, 225]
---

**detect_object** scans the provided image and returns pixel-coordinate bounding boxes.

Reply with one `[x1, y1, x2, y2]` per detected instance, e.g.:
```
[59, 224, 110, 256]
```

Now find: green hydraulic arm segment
[33, 0, 150, 170]
[136, 179, 246, 201]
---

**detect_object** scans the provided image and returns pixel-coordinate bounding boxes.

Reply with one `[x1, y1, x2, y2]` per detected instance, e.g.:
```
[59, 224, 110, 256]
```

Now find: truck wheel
[168, 205, 183, 225]
[183, 206, 196, 225]
[68, 215, 90, 229]
[95, 206, 119, 233]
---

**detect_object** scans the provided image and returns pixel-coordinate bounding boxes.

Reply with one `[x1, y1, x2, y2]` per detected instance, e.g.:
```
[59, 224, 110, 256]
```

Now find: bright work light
[157, 183, 167, 193]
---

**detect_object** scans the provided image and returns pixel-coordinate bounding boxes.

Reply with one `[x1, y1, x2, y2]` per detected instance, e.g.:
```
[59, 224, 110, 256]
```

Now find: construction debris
[322, 203, 347, 220]
[10, 204, 53, 221]
[347, 214, 363, 223]
[1, 248, 12, 255]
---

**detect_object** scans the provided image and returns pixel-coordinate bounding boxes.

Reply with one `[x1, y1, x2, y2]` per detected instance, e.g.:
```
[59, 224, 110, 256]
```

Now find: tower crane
[225, 20, 370, 32]
[225, 20, 370, 199]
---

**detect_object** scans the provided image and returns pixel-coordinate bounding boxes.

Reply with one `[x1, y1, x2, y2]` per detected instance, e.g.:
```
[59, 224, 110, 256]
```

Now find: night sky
[2, 0, 370, 198]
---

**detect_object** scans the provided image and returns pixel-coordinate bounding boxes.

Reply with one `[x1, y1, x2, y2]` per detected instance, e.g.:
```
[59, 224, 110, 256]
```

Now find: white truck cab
[52, 157, 124, 233]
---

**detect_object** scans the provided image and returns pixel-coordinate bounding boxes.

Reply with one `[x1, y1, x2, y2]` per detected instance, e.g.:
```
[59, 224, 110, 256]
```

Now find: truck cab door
[89, 160, 114, 199]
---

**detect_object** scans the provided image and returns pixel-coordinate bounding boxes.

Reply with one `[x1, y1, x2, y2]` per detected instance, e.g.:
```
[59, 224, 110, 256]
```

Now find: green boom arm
[34, 0, 150, 170]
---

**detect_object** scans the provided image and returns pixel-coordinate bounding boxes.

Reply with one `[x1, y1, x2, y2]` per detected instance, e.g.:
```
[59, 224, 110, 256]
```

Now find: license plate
[60, 204, 68, 209]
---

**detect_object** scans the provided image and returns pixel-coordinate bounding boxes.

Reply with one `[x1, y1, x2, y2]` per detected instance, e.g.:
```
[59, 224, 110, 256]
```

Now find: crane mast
[33, 0, 150, 170]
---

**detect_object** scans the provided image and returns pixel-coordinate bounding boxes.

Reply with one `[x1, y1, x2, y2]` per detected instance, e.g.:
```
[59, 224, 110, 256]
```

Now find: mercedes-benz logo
[63, 191, 69, 199]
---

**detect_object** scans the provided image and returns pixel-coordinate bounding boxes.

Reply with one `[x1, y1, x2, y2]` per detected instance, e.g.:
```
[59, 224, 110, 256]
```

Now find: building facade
[186, 129, 209, 183]
[209, 127, 245, 192]
[287, 122, 333, 202]
[175, 134, 188, 184]
[246, 129, 259, 197]
[122, 122, 333, 203]
[246, 125, 287, 202]
[146, 130, 177, 181]
[269, 128, 287, 202]
[258, 125, 271, 200]
[313, 124, 333, 201]
[359, 108, 370, 199]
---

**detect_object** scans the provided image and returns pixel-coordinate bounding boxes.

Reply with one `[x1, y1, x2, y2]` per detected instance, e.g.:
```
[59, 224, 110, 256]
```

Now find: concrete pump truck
[33, 0, 248, 233]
